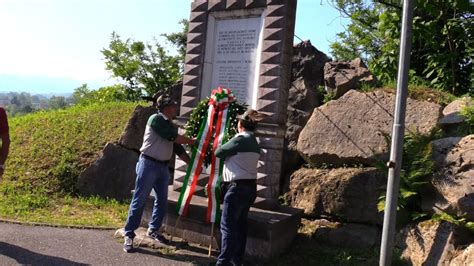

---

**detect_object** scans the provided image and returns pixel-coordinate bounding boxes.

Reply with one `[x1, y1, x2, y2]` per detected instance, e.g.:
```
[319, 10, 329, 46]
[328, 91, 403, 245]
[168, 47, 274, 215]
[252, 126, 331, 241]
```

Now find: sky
[0, 0, 348, 94]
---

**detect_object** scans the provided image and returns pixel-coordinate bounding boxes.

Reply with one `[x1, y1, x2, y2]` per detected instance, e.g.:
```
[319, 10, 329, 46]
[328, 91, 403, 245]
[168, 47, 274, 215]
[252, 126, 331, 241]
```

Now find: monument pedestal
[142, 186, 302, 260]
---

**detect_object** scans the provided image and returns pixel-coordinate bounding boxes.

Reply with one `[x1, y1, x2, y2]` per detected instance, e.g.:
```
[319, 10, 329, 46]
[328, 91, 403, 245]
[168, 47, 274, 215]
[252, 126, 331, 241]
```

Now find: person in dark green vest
[215, 109, 267, 266]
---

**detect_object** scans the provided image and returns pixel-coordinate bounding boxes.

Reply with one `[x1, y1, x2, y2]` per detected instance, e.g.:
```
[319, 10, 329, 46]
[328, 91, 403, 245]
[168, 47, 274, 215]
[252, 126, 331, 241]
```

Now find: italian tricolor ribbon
[177, 87, 235, 223]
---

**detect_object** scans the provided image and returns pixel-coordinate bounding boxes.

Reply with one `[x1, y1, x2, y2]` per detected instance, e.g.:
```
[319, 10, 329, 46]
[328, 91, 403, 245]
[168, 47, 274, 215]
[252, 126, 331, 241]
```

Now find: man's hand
[178, 151, 191, 164]
[175, 135, 196, 146]
[188, 137, 197, 146]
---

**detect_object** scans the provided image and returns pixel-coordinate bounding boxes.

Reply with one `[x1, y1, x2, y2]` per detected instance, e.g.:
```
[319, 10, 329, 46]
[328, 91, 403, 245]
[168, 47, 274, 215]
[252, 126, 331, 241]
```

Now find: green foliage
[2, 92, 36, 116]
[432, 212, 474, 234]
[0, 102, 136, 226]
[184, 97, 246, 166]
[406, 85, 457, 106]
[72, 83, 130, 105]
[459, 100, 474, 134]
[101, 32, 181, 100]
[316, 85, 336, 104]
[162, 19, 189, 68]
[377, 131, 436, 223]
[330, 0, 473, 95]
[323, 90, 336, 104]
[360, 81, 377, 92]
[329, 0, 381, 62]
[184, 97, 210, 138]
[48, 96, 68, 109]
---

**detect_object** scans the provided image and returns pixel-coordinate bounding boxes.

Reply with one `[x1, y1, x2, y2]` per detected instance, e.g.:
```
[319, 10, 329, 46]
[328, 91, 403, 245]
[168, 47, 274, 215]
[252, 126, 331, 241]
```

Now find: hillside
[0, 102, 140, 226]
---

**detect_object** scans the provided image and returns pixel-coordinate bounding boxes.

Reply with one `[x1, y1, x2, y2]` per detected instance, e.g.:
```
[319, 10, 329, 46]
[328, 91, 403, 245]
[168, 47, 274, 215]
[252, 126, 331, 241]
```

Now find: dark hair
[238, 109, 268, 131]
[239, 119, 256, 131]
[156, 96, 177, 112]
[158, 104, 176, 112]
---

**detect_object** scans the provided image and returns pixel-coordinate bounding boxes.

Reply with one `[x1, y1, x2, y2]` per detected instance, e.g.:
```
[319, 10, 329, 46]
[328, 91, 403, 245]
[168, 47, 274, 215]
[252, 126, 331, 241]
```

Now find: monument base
[142, 186, 302, 260]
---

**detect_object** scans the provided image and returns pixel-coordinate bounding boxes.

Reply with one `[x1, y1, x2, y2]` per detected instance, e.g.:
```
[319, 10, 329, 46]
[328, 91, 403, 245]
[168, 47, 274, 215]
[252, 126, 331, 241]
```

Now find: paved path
[0, 222, 215, 265]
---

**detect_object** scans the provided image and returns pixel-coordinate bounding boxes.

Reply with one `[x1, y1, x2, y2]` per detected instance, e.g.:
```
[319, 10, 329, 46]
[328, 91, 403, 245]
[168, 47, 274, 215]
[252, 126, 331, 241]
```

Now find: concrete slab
[142, 186, 302, 261]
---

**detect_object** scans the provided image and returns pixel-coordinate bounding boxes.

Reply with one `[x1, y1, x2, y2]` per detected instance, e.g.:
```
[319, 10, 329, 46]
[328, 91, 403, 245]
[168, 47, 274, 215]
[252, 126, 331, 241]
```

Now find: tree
[101, 32, 181, 100]
[9, 92, 34, 116]
[72, 83, 129, 105]
[48, 96, 68, 109]
[330, 0, 473, 95]
[162, 19, 189, 68]
[72, 84, 92, 104]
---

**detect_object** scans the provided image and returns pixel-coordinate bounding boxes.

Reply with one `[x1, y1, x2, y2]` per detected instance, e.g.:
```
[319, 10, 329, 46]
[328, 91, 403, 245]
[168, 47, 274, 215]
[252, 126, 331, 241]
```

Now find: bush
[377, 131, 438, 224]
[72, 84, 131, 105]
[459, 99, 474, 134]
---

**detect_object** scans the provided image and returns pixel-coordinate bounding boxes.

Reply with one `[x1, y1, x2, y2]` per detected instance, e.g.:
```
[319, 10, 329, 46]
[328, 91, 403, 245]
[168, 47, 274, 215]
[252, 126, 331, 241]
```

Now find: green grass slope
[0, 102, 140, 227]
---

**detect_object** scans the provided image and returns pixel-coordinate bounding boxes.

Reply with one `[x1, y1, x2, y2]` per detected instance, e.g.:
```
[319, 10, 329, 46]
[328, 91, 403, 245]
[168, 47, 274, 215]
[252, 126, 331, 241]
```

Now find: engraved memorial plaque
[201, 10, 264, 107]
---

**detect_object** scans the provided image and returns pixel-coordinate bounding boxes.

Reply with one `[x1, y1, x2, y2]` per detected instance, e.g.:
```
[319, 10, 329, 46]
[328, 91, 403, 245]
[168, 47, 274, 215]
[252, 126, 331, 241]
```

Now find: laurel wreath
[184, 97, 246, 166]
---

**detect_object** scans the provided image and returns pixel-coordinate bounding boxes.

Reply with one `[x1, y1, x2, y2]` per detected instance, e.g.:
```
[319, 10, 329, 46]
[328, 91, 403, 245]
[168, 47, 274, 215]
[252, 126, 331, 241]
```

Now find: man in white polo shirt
[215, 109, 266, 265]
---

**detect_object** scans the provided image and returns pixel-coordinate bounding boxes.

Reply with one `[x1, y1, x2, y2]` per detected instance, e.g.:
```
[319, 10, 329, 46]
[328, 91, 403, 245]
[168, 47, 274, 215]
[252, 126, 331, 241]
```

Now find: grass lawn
[0, 102, 138, 227]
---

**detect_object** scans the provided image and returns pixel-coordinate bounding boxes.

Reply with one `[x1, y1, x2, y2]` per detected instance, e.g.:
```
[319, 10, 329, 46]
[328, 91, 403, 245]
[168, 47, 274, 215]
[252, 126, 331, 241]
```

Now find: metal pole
[379, 0, 414, 265]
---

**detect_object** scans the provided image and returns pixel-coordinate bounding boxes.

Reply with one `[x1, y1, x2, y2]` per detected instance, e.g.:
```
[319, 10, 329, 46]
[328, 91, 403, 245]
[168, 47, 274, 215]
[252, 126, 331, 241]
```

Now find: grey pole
[379, 0, 414, 265]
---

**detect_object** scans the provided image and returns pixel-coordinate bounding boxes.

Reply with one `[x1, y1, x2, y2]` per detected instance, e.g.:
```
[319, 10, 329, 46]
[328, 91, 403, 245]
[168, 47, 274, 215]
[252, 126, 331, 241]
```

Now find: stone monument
[145, 0, 302, 260]
[178, 0, 296, 204]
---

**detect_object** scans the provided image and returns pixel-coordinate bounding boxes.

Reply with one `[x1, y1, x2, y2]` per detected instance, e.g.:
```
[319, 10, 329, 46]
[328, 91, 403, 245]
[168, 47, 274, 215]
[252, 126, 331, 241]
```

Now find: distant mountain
[0, 74, 112, 95]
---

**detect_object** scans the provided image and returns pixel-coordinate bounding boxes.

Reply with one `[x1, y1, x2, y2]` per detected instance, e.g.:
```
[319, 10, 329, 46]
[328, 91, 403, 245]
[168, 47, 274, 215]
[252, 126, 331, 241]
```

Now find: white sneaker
[123, 236, 134, 252]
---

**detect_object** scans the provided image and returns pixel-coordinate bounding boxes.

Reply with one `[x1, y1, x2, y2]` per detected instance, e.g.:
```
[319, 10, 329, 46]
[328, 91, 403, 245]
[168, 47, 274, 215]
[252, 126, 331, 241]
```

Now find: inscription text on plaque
[202, 11, 264, 106]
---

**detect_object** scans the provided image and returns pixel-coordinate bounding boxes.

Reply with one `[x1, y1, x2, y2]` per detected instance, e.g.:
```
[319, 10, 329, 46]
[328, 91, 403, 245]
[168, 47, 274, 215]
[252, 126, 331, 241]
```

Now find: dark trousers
[217, 181, 257, 266]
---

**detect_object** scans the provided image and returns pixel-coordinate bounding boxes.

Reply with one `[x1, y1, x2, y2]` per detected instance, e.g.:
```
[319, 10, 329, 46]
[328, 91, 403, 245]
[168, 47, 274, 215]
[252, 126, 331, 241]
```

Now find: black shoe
[123, 236, 134, 253]
[147, 230, 170, 245]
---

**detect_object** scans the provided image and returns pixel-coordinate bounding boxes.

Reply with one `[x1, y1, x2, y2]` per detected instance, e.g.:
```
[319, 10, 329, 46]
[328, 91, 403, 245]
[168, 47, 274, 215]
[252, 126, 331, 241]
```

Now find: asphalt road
[0, 222, 215, 265]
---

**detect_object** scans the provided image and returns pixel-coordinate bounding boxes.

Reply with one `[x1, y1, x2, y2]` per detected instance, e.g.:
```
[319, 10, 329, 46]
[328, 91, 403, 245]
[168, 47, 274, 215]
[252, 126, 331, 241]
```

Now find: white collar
[237, 131, 252, 136]
[159, 112, 170, 121]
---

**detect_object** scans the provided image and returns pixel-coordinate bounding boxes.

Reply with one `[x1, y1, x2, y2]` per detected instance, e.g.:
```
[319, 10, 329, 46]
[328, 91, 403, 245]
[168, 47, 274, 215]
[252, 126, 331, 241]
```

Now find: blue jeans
[124, 155, 169, 238]
[217, 181, 257, 266]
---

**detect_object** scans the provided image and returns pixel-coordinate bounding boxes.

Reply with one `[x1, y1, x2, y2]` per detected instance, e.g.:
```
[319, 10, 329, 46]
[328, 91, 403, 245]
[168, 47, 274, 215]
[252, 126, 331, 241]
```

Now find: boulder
[301, 219, 381, 249]
[288, 77, 320, 112]
[281, 107, 309, 193]
[439, 97, 472, 126]
[286, 167, 386, 225]
[292, 40, 331, 86]
[283, 78, 319, 172]
[120, 82, 183, 152]
[297, 89, 442, 166]
[118, 105, 156, 151]
[421, 135, 474, 221]
[287, 41, 330, 150]
[282, 41, 330, 193]
[286, 106, 312, 152]
[396, 220, 472, 266]
[324, 58, 377, 99]
[286, 78, 321, 150]
[451, 244, 474, 266]
[77, 143, 139, 200]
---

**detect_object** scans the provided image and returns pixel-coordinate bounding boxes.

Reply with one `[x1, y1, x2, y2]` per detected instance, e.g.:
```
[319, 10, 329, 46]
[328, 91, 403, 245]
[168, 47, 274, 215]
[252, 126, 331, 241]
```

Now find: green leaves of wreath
[185, 97, 246, 166]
